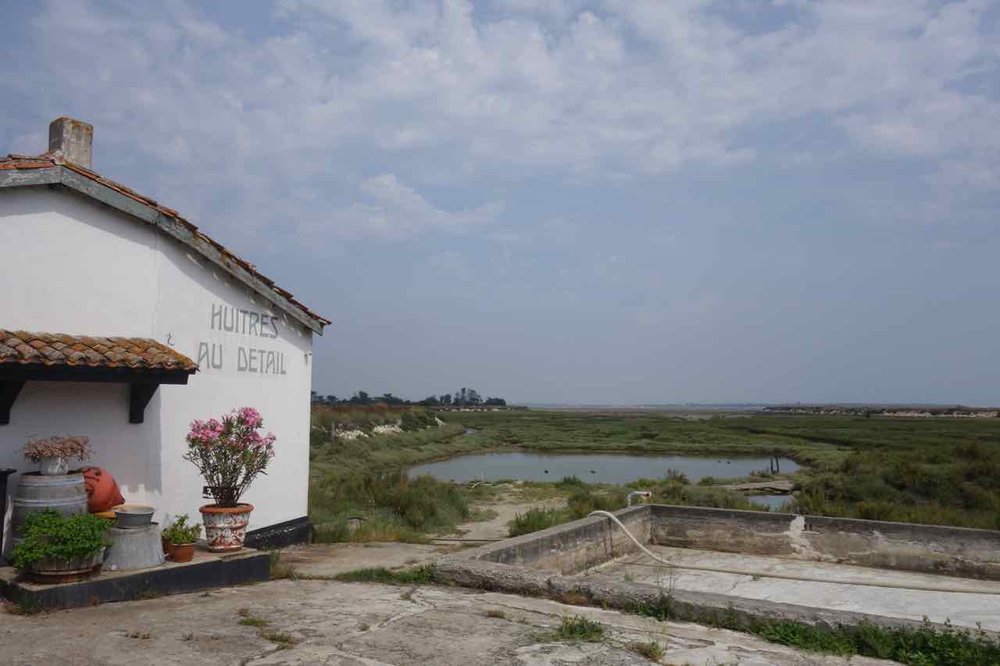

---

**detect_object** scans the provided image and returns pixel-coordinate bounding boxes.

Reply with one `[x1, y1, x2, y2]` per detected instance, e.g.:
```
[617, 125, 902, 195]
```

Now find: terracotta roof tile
[0, 153, 330, 329]
[0, 330, 197, 373]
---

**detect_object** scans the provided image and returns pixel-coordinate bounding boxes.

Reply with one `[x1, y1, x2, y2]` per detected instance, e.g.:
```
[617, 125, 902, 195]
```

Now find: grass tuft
[628, 640, 665, 661]
[628, 595, 1000, 666]
[333, 565, 435, 586]
[556, 615, 605, 642]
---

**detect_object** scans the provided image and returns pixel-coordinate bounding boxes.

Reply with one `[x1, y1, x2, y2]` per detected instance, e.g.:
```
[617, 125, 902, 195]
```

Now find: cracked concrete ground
[586, 545, 1000, 632]
[1, 577, 892, 665]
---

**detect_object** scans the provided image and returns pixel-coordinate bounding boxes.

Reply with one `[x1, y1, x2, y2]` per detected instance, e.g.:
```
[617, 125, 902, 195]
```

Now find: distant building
[0, 118, 329, 549]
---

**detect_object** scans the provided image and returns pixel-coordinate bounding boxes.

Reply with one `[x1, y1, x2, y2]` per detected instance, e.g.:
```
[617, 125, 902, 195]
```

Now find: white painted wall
[0, 187, 317, 550]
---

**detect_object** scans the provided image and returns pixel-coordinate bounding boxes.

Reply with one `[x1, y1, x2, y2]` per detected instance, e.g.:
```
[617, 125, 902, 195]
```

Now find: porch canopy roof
[0, 329, 198, 424]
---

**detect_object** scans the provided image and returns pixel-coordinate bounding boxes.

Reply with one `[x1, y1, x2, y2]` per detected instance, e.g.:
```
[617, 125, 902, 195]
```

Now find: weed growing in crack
[628, 640, 664, 661]
[333, 565, 435, 585]
[236, 608, 299, 650]
[259, 629, 298, 649]
[556, 615, 605, 642]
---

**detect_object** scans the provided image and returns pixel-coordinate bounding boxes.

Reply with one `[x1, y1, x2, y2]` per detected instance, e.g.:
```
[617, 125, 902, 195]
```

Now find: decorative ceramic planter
[38, 456, 69, 476]
[27, 550, 103, 584]
[199, 503, 253, 552]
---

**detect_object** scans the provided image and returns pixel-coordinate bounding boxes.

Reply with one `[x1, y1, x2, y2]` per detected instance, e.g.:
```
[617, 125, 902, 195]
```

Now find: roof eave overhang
[0, 166, 328, 335]
[0, 364, 195, 384]
[0, 363, 196, 424]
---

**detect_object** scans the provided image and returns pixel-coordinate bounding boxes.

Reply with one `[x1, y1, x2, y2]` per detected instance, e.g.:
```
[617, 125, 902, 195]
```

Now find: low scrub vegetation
[508, 486, 629, 536]
[311, 470, 469, 543]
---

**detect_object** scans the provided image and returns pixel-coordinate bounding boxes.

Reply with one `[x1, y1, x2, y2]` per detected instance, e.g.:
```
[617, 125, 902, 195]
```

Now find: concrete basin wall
[464, 505, 650, 575]
[650, 504, 1000, 580]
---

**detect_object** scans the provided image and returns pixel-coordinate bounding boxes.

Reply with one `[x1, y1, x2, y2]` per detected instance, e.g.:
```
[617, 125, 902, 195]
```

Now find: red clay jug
[81, 466, 125, 513]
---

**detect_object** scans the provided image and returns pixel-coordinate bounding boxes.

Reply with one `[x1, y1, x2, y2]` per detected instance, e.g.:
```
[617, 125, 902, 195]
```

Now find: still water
[409, 452, 799, 485]
[747, 494, 794, 511]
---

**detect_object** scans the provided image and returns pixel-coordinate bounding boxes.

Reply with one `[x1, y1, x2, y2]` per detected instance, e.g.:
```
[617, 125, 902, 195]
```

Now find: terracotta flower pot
[199, 503, 253, 552]
[169, 543, 195, 563]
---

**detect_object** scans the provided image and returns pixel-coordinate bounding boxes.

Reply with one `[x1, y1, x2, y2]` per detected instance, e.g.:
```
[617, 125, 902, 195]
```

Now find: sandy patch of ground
[436, 486, 567, 543]
[278, 542, 450, 578]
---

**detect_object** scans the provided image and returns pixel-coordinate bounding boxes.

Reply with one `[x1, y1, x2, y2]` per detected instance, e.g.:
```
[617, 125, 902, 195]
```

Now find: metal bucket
[10, 472, 87, 542]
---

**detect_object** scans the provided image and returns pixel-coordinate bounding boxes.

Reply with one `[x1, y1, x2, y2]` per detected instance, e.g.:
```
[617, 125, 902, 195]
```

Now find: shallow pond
[747, 494, 794, 511]
[408, 452, 799, 485]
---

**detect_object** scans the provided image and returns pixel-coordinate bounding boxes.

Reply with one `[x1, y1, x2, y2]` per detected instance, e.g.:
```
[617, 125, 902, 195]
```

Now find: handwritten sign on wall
[196, 303, 287, 375]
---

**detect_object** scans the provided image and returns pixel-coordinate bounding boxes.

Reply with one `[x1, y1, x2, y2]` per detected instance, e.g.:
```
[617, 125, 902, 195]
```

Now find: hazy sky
[3, 1, 1000, 405]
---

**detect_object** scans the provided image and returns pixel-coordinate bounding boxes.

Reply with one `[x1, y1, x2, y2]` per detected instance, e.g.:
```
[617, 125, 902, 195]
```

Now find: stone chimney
[48, 117, 93, 169]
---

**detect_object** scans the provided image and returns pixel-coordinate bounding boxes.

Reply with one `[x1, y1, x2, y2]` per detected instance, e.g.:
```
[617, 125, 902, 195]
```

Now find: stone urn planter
[199, 504, 253, 552]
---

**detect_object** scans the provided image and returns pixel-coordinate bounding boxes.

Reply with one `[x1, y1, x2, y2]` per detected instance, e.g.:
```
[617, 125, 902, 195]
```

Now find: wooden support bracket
[128, 383, 160, 424]
[0, 380, 26, 425]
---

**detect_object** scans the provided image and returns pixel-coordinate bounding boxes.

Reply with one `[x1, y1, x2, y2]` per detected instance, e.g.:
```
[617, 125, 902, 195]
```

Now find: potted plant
[22, 436, 91, 475]
[184, 407, 275, 552]
[11, 509, 109, 583]
[161, 514, 201, 563]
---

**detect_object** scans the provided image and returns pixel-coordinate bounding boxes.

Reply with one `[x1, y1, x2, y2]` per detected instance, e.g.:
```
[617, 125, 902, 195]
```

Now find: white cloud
[312, 174, 502, 239]
[4, 0, 999, 249]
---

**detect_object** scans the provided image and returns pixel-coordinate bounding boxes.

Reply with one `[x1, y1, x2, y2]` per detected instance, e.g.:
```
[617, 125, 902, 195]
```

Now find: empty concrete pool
[437, 504, 1000, 634]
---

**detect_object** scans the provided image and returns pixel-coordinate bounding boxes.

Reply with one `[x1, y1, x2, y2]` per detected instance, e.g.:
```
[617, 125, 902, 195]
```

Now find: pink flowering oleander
[183, 407, 276, 507]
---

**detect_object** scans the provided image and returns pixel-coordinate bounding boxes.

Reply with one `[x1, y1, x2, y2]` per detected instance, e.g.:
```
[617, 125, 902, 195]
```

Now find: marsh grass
[509, 507, 567, 536]
[454, 410, 1000, 529]
[310, 408, 1000, 540]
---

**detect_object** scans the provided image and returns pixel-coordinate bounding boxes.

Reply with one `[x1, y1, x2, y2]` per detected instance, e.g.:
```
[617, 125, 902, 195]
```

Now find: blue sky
[2, 0, 999, 404]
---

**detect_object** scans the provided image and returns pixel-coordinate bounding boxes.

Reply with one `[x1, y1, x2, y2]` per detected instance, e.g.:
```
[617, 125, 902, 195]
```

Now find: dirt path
[435, 486, 568, 543]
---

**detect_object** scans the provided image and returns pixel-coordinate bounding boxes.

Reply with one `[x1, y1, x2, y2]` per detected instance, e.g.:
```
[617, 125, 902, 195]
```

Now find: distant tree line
[311, 388, 506, 408]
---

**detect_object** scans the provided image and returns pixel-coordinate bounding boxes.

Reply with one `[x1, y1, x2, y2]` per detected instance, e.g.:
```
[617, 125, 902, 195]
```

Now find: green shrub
[509, 507, 569, 537]
[556, 475, 586, 488]
[663, 468, 690, 484]
[161, 514, 201, 545]
[311, 470, 469, 542]
[11, 510, 109, 569]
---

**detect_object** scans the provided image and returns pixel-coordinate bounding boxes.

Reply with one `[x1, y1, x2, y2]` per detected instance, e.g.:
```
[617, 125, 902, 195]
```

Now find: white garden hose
[587, 510, 1000, 595]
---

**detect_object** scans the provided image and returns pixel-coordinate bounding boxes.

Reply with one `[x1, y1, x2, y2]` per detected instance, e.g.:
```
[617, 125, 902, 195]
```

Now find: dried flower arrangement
[22, 436, 92, 463]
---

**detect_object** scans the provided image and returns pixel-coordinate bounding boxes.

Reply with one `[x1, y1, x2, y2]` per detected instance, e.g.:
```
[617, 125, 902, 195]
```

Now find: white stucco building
[0, 118, 329, 551]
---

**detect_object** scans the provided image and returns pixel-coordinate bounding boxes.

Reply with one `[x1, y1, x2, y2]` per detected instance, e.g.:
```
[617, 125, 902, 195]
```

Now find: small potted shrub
[11, 509, 109, 583]
[184, 407, 275, 552]
[161, 514, 201, 563]
[22, 436, 91, 475]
